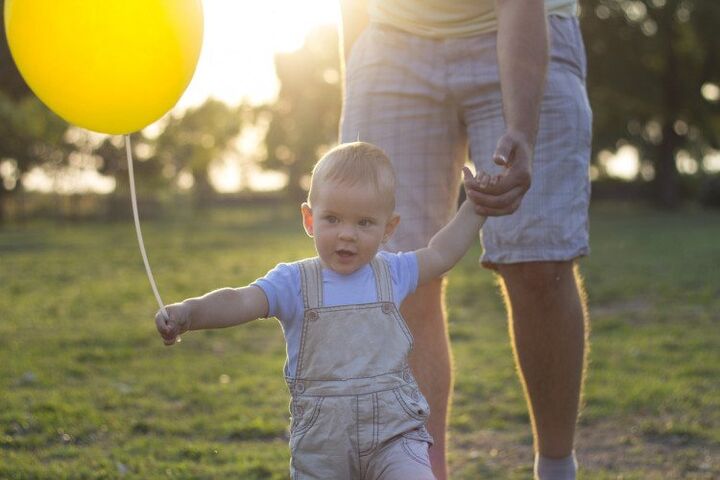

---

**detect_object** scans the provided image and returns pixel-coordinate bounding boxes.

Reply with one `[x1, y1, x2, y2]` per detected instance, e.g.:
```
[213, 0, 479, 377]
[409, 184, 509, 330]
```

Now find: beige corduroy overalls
[286, 257, 435, 479]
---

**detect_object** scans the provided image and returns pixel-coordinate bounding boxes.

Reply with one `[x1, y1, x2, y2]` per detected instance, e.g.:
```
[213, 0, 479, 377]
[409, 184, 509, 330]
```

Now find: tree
[0, 0, 29, 101]
[150, 99, 246, 204]
[2, 0, 248, 221]
[581, 0, 720, 207]
[262, 26, 342, 201]
[0, 0, 70, 221]
[91, 99, 248, 214]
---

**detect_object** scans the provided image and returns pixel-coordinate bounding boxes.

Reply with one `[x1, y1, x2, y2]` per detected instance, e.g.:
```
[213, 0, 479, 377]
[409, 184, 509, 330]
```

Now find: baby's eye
[325, 215, 338, 224]
[359, 219, 373, 227]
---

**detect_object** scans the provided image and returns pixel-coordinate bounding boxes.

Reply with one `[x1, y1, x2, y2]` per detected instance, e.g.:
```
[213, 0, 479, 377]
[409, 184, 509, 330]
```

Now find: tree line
[1, 0, 719, 222]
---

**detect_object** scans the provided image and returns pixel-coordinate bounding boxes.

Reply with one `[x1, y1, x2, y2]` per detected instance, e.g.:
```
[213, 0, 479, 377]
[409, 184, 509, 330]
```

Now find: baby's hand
[461, 133, 530, 216]
[155, 303, 191, 346]
[462, 166, 499, 212]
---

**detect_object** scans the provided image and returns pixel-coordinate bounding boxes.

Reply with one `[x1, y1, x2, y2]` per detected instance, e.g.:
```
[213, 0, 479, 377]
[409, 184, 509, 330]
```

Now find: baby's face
[302, 180, 398, 275]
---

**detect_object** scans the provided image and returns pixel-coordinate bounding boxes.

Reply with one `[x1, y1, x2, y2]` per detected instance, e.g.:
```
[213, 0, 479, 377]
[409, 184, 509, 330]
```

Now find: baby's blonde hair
[308, 142, 396, 211]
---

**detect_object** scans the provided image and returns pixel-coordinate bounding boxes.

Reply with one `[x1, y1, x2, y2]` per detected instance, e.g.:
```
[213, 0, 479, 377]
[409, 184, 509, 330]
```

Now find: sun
[177, 0, 341, 110]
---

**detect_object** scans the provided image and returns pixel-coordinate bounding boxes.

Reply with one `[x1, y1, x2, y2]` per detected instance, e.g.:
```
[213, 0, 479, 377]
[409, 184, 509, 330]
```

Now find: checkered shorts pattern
[341, 15, 592, 266]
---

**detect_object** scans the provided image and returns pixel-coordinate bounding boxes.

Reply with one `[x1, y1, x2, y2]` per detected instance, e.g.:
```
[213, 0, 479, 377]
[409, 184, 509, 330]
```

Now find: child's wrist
[181, 300, 195, 332]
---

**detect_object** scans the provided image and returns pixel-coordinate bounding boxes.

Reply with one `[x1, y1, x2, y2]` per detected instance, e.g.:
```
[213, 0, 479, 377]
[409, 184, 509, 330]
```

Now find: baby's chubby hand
[462, 166, 499, 210]
[155, 303, 191, 346]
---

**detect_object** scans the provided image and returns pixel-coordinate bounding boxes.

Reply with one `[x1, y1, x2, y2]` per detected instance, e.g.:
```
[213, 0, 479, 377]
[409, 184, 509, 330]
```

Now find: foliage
[262, 26, 342, 201]
[0, 0, 71, 220]
[0, 93, 72, 211]
[581, 0, 720, 207]
[0, 94, 70, 173]
[1, 204, 719, 478]
[1, 0, 249, 217]
[151, 100, 248, 201]
[0, 0, 30, 101]
[4, 0, 720, 213]
[91, 100, 248, 205]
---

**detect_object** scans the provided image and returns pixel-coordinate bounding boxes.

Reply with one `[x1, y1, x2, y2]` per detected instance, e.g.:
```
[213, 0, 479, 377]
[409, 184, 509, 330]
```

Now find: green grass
[1, 202, 718, 479]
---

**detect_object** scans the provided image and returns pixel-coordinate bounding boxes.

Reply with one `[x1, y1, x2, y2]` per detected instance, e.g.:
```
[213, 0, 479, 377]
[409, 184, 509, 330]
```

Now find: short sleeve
[378, 251, 419, 305]
[251, 262, 302, 321]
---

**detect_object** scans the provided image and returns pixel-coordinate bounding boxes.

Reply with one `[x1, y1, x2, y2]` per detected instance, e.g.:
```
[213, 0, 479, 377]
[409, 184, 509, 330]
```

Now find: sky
[177, 0, 342, 191]
[176, 0, 340, 109]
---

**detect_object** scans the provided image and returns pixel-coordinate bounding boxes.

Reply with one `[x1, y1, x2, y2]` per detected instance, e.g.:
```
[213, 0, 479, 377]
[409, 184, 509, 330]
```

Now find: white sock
[534, 452, 577, 480]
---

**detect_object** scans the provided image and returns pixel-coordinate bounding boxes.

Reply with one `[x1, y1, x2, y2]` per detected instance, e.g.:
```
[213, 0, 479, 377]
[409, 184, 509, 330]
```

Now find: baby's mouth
[336, 249, 356, 258]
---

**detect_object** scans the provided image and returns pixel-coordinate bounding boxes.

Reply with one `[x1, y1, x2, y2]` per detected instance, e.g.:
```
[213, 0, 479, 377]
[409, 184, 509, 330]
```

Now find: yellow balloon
[4, 0, 203, 134]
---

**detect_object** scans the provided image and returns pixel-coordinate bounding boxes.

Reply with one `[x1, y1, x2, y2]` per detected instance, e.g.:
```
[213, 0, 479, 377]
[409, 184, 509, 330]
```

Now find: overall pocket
[393, 384, 430, 421]
[289, 396, 324, 439]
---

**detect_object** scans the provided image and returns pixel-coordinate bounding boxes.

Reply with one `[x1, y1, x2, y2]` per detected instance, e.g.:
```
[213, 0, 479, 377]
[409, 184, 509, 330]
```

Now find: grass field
[1, 202, 718, 479]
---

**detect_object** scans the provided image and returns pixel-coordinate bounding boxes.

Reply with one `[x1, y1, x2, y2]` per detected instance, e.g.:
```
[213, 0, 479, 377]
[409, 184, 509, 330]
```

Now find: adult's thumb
[493, 134, 515, 167]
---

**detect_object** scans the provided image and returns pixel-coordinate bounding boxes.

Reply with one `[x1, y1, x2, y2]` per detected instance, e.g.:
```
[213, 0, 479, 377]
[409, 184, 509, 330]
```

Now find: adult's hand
[464, 130, 533, 216]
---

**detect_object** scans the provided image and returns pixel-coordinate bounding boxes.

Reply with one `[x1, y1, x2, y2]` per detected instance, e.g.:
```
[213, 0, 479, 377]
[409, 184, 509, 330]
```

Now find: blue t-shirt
[251, 251, 419, 377]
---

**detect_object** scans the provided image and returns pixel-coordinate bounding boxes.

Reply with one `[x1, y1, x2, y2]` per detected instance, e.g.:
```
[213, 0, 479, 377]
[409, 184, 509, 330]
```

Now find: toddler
[156, 142, 488, 479]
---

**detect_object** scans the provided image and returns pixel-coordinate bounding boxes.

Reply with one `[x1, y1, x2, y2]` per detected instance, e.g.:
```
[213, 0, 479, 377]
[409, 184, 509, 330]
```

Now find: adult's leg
[401, 277, 450, 479]
[496, 261, 588, 458]
[458, 15, 592, 471]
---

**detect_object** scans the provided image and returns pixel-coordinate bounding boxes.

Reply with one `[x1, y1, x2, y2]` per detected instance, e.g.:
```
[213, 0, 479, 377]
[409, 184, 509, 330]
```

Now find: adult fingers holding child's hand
[465, 130, 534, 216]
[462, 166, 498, 200]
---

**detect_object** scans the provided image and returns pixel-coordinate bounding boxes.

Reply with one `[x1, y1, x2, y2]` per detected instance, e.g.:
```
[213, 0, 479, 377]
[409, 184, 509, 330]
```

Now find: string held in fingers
[125, 135, 180, 343]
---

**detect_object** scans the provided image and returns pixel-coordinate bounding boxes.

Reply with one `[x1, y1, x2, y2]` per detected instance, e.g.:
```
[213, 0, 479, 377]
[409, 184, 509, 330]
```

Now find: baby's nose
[338, 225, 357, 240]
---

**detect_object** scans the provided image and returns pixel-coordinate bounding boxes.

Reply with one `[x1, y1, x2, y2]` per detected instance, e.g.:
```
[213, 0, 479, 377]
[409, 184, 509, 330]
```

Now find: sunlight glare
[599, 145, 640, 180]
[675, 151, 698, 175]
[703, 151, 720, 173]
[23, 166, 116, 194]
[701, 83, 720, 103]
[177, 0, 340, 109]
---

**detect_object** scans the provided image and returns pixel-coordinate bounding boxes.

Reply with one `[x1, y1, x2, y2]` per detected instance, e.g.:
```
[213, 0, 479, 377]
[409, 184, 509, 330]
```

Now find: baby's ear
[383, 213, 400, 243]
[300, 203, 314, 237]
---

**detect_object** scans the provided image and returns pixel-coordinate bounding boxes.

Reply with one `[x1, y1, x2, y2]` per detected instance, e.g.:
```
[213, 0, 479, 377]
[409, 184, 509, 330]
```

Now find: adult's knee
[496, 261, 580, 310]
[498, 261, 574, 290]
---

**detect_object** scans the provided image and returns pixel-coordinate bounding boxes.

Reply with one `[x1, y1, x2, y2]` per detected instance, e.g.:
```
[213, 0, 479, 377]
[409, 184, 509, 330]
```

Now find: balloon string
[125, 135, 171, 325]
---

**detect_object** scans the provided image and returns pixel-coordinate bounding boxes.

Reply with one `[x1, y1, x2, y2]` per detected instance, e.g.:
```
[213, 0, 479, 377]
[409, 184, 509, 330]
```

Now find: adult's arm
[465, 0, 549, 216]
[339, 0, 370, 74]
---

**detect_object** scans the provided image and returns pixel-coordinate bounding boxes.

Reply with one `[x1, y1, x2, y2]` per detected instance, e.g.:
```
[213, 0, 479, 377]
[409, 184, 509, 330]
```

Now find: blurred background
[1, 1, 719, 478]
[1, 0, 719, 221]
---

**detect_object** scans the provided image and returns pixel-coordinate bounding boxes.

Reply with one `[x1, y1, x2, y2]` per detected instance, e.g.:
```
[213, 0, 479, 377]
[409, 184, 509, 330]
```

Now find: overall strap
[370, 256, 394, 303]
[298, 257, 323, 310]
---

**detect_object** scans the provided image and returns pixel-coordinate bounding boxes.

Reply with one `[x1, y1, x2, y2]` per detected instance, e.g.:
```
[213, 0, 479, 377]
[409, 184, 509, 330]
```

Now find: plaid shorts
[340, 15, 592, 267]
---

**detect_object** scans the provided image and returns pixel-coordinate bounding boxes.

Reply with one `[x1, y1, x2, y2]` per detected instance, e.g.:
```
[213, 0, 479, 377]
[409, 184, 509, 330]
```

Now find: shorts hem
[480, 246, 590, 271]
